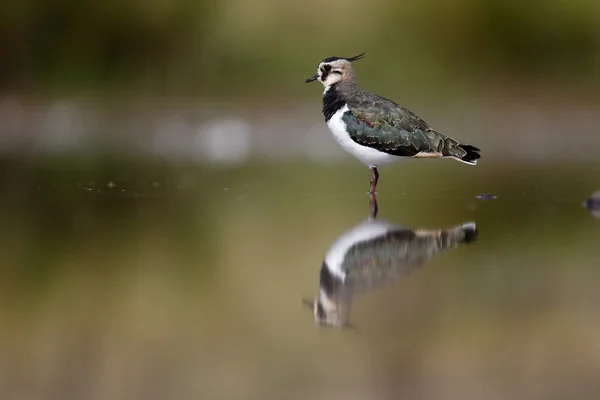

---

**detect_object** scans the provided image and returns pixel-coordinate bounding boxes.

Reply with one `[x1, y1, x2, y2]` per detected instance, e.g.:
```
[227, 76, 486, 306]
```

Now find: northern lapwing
[306, 53, 481, 194]
[303, 217, 478, 327]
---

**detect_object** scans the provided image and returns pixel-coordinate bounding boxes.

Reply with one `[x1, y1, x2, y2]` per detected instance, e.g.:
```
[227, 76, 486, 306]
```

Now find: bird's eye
[322, 65, 332, 72]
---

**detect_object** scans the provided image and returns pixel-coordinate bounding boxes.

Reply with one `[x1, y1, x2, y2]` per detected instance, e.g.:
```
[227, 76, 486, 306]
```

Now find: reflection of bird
[306, 53, 480, 194]
[304, 218, 477, 327]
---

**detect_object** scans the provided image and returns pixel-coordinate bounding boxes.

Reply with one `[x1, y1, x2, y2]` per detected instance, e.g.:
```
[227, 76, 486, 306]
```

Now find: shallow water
[1, 158, 600, 399]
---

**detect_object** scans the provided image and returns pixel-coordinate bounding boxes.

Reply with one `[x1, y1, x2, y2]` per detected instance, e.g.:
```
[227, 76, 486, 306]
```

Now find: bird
[303, 215, 478, 327]
[306, 53, 481, 194]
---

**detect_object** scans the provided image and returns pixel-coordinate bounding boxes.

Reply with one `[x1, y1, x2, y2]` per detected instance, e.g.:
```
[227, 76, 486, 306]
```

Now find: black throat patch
[322, 84, 347, 122]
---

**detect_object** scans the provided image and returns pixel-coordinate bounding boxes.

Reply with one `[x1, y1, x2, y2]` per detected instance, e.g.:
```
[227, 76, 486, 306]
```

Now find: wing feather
[343, 93, 449, 157]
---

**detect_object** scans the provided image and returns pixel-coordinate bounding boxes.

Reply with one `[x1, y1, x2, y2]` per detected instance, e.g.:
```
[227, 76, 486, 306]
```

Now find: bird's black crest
[346, 52, 366, 62]
[322, 52, 366, 63]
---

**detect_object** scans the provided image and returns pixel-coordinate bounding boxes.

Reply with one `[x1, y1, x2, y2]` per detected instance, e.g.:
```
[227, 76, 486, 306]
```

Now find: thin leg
[369, 166, 379, 195]
[369, 193, 378, 219]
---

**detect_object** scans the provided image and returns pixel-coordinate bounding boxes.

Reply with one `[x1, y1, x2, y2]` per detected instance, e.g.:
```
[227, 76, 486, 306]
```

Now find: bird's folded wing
[343, 100, 443, 157]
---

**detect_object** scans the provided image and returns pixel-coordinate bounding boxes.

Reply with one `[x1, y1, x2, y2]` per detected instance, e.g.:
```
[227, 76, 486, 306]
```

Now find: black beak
[305, 74, 318, 83]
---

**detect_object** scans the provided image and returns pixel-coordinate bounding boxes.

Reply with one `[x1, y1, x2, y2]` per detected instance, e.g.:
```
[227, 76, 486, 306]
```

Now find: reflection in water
[583, 190, 600, 220]
[305, 196, 478, 326]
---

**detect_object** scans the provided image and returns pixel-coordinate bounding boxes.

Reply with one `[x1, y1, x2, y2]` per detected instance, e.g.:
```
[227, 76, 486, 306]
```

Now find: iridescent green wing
[343, 94, 443, 157]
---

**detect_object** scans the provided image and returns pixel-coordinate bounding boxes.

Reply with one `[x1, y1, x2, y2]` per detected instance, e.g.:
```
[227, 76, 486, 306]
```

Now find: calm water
[1, 158, 600, 400]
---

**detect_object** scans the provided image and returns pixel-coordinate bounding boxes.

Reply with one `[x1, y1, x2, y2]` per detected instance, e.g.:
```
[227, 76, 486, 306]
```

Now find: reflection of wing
[342, 222, 476, 294]
[324, 219, 398, 280]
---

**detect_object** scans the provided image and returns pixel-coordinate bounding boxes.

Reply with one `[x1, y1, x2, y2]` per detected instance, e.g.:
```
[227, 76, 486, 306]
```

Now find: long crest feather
[345, 52, 366, 62]
[322, 53, 366, 63]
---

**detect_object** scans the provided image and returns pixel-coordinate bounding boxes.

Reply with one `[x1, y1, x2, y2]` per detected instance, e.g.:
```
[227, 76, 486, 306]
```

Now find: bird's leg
[369, 166, 379, 195]
[369, 193, 378, 219]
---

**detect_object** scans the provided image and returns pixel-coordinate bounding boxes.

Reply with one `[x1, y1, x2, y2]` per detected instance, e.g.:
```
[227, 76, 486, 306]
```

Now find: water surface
[1, 159, 599, 400]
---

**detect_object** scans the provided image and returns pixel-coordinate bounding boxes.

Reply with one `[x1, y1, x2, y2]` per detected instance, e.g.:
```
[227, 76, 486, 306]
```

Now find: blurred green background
[1, 1, 600, 399]
[1, 0, 600, 98]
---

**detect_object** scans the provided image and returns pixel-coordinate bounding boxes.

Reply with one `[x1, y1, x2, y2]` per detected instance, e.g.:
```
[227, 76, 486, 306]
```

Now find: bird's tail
[443, 141, 481, 165]
[458, 144, 482, 165]
[436, 222, 478, 251]
[457, 222, 478, 244]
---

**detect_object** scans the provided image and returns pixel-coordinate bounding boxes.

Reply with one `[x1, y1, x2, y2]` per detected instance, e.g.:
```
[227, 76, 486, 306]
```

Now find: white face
[315, 59, 349, 87]
[313, 293, 348, 326]
[313, 300, 341, 326]
[316, 63, 340, 86]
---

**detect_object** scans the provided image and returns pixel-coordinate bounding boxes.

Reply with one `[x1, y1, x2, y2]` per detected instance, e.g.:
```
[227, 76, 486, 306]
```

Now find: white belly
[327, 105, 398, 167]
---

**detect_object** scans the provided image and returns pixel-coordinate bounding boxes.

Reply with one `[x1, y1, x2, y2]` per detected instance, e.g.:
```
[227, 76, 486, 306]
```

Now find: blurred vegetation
[1, 0, 599, 98]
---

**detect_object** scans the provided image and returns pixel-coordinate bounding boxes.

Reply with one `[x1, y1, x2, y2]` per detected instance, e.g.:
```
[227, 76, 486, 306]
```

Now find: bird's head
[305, 53, 365, 88]
[302, 295, 349, 327]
